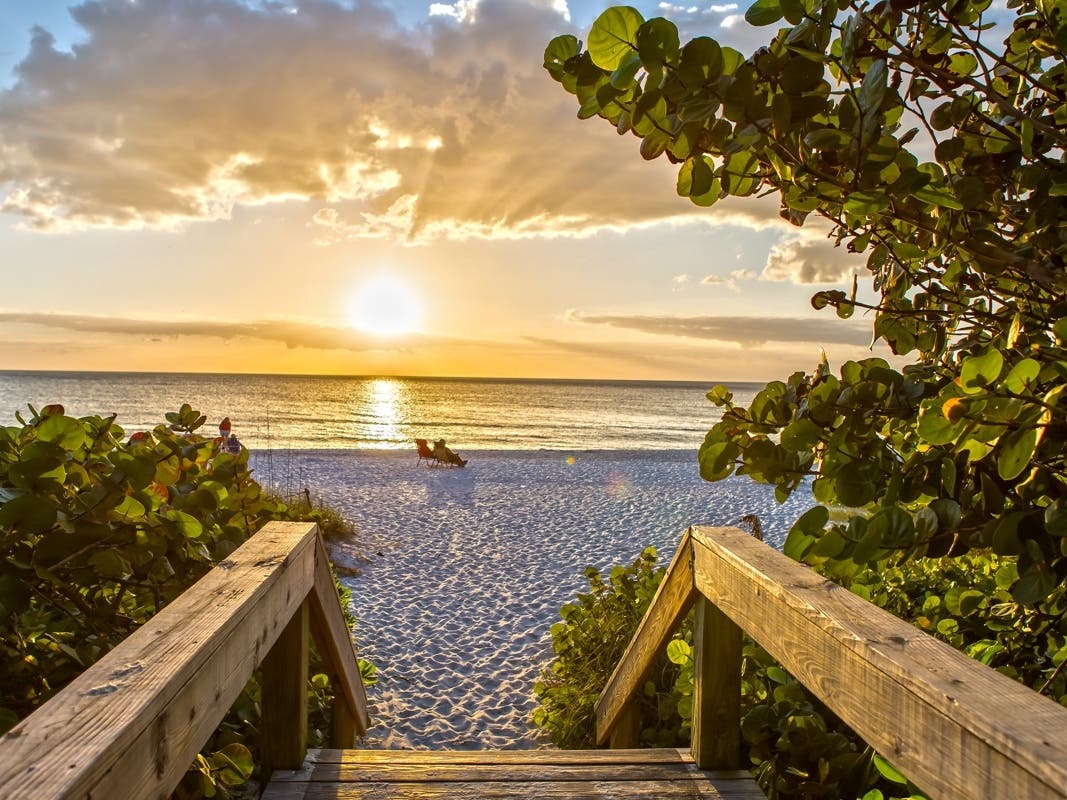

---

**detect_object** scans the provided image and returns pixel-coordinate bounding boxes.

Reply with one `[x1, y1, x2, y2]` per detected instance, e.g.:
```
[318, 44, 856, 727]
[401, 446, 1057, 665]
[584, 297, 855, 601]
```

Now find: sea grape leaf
[588, 6, 644, 71]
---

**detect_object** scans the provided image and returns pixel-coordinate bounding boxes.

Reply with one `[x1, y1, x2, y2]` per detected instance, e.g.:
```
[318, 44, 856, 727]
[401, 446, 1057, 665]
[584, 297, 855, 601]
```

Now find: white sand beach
[257, 450, 812, 750]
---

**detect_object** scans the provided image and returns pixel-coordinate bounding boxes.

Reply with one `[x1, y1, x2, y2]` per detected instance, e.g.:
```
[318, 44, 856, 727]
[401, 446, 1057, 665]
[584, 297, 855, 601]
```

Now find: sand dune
[254, 449, 811, 749]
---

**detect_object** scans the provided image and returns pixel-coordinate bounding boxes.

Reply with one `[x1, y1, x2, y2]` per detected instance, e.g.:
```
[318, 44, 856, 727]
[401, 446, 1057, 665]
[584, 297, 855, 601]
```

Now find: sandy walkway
[260, 450, 810, 749]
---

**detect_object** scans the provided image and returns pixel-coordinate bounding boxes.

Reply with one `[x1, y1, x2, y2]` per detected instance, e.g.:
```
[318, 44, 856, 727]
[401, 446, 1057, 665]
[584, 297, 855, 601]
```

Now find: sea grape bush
[532, 548, 688, 747]
[536, 547, 1056, 797]
[0, 403, 369, 798]
[545, 0, 1066, 600]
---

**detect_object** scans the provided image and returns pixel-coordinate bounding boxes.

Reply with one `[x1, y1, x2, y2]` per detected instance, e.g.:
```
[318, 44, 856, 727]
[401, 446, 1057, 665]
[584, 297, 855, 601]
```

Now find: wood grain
[0, 520, 371, 800]
[689, 525, 1067, 800]
[263, 599, 310, 776]
[595, 530, 698, 745]
[691, 596, 741, 770]
[308, 535, 371, 736]
[261, 747, 763, 799]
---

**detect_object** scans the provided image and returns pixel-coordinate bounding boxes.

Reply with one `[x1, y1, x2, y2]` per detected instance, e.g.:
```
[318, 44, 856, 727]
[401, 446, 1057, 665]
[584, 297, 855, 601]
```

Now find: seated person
[433, 439, 467, 467]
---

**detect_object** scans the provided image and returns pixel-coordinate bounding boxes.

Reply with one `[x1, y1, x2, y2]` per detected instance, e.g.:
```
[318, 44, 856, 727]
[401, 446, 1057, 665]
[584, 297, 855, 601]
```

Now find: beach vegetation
[0, 403, 373, 798]
[545, 0, 1066, 599]
[543, 0, 1065, 792]
[533, 548, 689, 747]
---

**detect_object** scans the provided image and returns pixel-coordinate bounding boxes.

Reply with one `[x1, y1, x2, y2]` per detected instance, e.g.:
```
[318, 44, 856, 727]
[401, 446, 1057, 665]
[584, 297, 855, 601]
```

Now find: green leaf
[745, 0, 784, 27]
[588, 6, 644, 71]
[0, 492, 58, 534]
[166, 510, 204, 539]
[1003, 358, 1040, 393]
[866, 506, 915, 549]
[35, 415, 87, 450]
[666, 638, 692, 664]
[610, 51, 643, 88]
[960, 349, 1004, 393]
[784, 506, 829, 560]
[997, 426, 1039, 481]
[873, 754, 908, 785]
[858, 59, 887, 114]
[636, 17, 680, 68]
[0, 575, 31, 617]
[678, 37, 723, 88]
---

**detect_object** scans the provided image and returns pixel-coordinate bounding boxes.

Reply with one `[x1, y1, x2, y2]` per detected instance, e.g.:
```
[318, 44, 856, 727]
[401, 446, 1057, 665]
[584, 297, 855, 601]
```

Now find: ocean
[0, 371, 763, 451]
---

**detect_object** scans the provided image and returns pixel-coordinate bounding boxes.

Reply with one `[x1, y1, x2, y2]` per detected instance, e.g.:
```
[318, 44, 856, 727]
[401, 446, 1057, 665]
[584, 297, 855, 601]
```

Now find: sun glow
[348, 276, 423, 336]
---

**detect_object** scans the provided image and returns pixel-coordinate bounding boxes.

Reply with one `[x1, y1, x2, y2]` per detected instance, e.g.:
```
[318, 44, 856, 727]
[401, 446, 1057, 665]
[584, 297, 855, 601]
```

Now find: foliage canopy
[0, 403, 370, 798]
[545, 0, 1067, 603]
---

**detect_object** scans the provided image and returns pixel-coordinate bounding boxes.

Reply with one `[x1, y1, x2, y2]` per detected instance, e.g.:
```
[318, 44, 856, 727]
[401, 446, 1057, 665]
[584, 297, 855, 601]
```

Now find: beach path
[261, 747, 763, 798]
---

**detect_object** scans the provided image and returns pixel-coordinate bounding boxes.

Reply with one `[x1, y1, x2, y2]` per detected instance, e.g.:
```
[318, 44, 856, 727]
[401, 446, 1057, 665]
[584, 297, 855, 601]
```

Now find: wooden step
[262, 747, 762, 799]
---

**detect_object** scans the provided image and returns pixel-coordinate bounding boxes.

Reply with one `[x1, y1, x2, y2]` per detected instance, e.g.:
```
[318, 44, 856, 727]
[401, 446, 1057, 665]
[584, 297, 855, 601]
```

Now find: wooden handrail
[0, 521, 370, 800]
[596, 525, 1067, 800]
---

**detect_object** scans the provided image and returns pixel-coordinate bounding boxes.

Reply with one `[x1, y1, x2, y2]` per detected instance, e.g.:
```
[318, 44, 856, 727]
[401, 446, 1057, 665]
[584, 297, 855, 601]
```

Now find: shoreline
[252, 449, 810, 749]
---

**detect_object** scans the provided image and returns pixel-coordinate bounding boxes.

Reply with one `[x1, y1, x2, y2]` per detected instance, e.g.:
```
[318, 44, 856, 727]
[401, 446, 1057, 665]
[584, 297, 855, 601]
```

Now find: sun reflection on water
[355, 378, 406, 448]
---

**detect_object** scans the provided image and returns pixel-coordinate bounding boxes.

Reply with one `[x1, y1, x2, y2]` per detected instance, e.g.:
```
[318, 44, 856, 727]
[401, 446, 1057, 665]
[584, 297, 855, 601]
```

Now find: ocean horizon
[0, 369, 763, 451]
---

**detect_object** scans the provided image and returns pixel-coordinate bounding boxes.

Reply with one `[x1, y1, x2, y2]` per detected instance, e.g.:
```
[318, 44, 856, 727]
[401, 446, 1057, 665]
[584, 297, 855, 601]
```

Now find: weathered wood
[302, 747, 705, 765]
[595, 530, 698, 745]
[609, 703, 642, 749]
[0, 521, 319, 800]
[308, 535, 371, 736]
[262, 779, 765, 799]
[261, 747, 764, 799]
[263, 599, 310, 776]
[691, 596, 742, 770]
[690, 525, 1067, 800]
[329, 696, 357, 749]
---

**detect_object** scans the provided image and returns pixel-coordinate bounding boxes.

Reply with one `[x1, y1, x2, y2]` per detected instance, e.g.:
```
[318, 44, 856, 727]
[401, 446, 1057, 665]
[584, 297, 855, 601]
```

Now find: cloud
[761, 231, 863, 284]
[567, 310, 871, 347]
[699, 267, 754, 292]
[0, 0, 783, 241]
[0, 311, 435, 352]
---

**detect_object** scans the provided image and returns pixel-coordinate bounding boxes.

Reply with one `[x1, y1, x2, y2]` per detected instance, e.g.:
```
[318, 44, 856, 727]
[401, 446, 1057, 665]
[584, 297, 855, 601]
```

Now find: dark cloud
[567, 310, 871, 347]
[0, 311, 430, 351]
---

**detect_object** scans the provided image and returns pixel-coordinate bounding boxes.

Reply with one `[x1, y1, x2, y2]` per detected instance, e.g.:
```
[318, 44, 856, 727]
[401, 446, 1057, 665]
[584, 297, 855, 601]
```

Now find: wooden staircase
[2, 521, 1066, 800]
[262, 747, 761, 799]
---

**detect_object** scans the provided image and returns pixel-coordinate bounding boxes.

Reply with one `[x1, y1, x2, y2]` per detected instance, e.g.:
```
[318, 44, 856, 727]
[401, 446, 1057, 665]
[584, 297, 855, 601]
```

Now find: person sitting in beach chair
[433, 439, 468, 468]
[416, 438, 439, 466]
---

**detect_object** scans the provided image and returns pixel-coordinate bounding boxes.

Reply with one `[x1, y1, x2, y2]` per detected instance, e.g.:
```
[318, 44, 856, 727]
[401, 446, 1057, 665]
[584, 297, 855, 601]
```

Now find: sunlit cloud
[567, 310, 871, 347]
[0, 0, 786, 242]
[761, 231, 862, 284]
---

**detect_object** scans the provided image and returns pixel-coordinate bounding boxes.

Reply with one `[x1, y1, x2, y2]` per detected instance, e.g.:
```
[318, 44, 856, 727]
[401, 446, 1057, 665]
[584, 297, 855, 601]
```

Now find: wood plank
[691, 596, 741, 770]
[690, 525, 1067, 800]
[271, 761, 720, 783]
[595, 530, 698, 745]
[304, 747, 697, 766]
[0, 521, 319, 800]
[262, 778, 764, 799]
[263, 599, 310, 775]
[308, 536, 371, 736]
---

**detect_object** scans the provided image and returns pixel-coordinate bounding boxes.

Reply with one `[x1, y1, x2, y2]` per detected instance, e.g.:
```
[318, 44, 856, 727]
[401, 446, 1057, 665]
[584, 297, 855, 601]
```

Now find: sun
[348, 276, 423, 337]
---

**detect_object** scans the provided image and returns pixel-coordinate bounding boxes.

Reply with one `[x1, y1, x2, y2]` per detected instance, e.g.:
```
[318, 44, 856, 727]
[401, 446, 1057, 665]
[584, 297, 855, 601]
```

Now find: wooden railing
[597, 526, 1067, 800]
[0, 521, 370, 800]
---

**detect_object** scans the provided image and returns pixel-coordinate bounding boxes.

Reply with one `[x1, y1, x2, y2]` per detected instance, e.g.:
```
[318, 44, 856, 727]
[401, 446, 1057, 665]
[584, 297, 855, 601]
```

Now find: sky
[0, 0, 890, 381]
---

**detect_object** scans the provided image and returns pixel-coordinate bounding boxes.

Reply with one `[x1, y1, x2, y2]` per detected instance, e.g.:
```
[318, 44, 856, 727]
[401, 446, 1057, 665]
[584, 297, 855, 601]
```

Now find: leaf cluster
[535, 545, 1064, 797]
[547, 0, 1067, 602]
[0, 403, 371, 798]
[532, 548, 688, 747]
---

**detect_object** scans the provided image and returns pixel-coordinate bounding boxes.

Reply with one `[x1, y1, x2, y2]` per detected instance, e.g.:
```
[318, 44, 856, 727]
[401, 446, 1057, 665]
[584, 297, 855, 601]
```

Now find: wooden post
[608, 703, 641, 749]
[330, 695, 357, 748]
[691, 596, 741, 770]
[262, 599, 309, 778]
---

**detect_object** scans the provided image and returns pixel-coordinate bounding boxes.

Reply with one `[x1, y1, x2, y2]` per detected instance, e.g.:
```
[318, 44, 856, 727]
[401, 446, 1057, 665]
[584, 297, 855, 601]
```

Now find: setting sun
[348, 276, 423, 337]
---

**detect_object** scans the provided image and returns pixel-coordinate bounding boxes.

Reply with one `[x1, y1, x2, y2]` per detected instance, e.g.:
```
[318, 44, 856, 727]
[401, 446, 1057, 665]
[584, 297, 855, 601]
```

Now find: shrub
[534, 545, 1061, 798]
[0, 403, 372, 798]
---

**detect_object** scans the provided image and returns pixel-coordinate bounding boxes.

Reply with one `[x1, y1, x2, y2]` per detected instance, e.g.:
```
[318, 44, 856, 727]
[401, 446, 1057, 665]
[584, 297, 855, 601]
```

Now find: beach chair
[416, 438, 438, 466]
